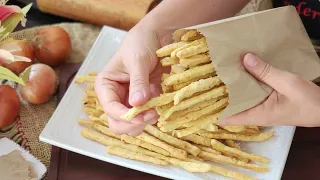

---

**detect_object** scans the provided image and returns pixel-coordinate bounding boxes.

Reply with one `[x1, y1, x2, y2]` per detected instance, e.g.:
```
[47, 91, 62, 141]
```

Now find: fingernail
[131, 91, 144, 102]
[143, 112, 155, 122]
[245, 53, 258, 68]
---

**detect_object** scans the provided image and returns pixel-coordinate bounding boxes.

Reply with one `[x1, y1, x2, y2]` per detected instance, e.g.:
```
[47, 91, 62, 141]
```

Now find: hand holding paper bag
[184, 6, 320, 122]
[219, 53, 320, 127]
[96, 5, 320, 137]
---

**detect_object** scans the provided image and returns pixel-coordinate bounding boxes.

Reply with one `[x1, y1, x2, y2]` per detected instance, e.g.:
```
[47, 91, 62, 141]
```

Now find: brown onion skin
[19, 64, 58, 104]
[0, 85, 20, 128]
[33, 26, 71, 67]
[2, 41, 35, 75]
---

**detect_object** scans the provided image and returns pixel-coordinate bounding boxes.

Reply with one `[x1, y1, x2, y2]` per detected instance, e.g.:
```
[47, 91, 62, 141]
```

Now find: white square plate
[40, 26, 296, 180]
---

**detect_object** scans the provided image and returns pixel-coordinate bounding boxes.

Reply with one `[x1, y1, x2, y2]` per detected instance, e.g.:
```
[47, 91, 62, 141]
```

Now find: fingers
[126, 56, 151, 107]
[95, 71, 144, 124]
[218, 92, 279, 126]
[243, 53, 297, 95]
[107, 110, 157, 136]
[108, 117, 146, 136]
[141, 109, 159, 124]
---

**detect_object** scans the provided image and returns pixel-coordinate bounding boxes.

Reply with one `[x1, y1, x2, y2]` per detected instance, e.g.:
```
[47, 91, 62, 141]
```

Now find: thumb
[127, 59, 151, 107]
[243, 53, 293, 94]
[218, 91, 279, 126]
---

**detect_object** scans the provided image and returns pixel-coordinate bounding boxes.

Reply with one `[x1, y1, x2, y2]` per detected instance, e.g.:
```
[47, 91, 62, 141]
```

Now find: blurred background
[8, 0, 162, 31]
[7, 0, 74, 29]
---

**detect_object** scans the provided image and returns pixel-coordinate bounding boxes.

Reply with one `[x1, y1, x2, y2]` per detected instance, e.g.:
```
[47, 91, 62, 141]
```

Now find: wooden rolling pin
[36, 0, 162, 31]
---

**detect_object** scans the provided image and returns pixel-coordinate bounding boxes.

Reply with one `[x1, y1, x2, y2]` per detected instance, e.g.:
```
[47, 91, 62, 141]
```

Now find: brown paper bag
[173, 6, 320, 120]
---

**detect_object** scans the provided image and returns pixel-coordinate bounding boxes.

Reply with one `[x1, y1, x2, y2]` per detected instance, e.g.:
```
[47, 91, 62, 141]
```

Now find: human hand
[219, 53, 320, 127]
[94, 24, 172, 136]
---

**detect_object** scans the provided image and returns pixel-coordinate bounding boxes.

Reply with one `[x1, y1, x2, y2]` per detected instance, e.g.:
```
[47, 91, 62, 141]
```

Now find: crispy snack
[88, 72, 98, 76]
[240, 128, 260, 135]
[83, 107, 104, 117]
[82, 128, 168, 165]
[176, 44, 209, 58]
[182, 98, 228, 129]
[199, 151, 268, 172]
[85, 128, 165, 160]
[161, 57, 179, 66]
[121, 92, 176, 120]
[161, 73, 170, 81]
[145, 125, 201, 156]
[180, 54, 211, 68]
[91, 118, 109, 127]
[106, 146, 168, 166]
[201, 129, 229, 134]
[181, 30, 204, 41]
[180, 134, 211, 147]
[81, 116, 108, 127]
[174, 113, 220, 138]
[136, 132, 187, 160]
[162, 97, 215, 123]
[211, 139, 269, 164]
[160, 97, 228, 132]
[171, 37, 206, 59]
[187, 155, 204, 162]
[204, 124, 219, 132]
[173, 73, 215, 91]
[224, 140, 249, 163]
[93, 124, 120, 139]
[84, 102, 96, 109]
[161, 83, 172, 93]
[84, 90, 97, 97]
[121, 135, 170, 156]
[222, 126, 247, 133]
[171, 64, 186, 74]
[105, 139, 168, 161]
[78, 120, 96, 128]
[167, 158, 211, 173]
[174, 76, 222, 105]
[82, 96, 97, 104]
[248, 125, 259, 131]
[225, 140, 240, 150]
[156, 102, 173, 115]
[158, 86, 227, 122]
[160, 98, 218, 131]
[78, 116, 108, 128]
[198, 146, 221, 155]
[209, 165, 257, 180]
[89, 83, 94, 90]
[200, 131, 274, 142]
[156, 41, 189, 57]
[74, 75, 95, 83]
[163, 64, 215, 86]
[95, 100, 104, 112]
[81, 128, 122, 147]
[99, 113, 108, 121]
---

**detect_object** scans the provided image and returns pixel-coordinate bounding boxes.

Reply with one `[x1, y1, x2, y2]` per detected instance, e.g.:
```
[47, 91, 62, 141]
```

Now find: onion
[2, 41, 35, 74]
[18, 63, 58, 104]
[0, 85, 20, 128]
[33, 26, 71, 67]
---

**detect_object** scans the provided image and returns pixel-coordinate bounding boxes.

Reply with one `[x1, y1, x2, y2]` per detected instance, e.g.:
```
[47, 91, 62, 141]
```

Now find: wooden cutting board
[36, 0, 161, 30]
